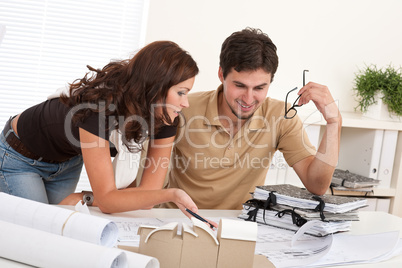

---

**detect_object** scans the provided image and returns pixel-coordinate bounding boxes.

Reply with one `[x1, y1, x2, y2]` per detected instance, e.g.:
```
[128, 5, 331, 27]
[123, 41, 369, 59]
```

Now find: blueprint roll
[0, 220, 159, 268]
[0, 193, 118, 247]
[61, 210, 119, 247]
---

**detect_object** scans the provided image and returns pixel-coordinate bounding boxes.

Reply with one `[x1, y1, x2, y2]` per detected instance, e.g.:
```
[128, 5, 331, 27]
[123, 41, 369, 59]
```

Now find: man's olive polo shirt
[165, 85, 315, 209]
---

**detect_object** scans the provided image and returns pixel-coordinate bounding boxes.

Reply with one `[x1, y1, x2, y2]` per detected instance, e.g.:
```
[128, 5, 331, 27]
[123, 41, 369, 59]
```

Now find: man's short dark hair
[219, 27, 279, 82]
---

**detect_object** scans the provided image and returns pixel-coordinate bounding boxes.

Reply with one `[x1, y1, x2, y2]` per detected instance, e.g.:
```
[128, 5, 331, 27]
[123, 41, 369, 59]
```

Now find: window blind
[0, 0, 149, 192]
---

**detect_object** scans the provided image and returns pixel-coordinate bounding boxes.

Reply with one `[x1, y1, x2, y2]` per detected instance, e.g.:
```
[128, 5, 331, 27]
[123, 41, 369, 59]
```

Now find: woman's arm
[135, 136, 175, 190]
[121, 136, 175, 208]
[59, 128, 198, 215]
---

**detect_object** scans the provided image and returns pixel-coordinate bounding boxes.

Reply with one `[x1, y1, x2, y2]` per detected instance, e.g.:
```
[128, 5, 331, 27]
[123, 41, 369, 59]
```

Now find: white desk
[1, 209, 401, 267]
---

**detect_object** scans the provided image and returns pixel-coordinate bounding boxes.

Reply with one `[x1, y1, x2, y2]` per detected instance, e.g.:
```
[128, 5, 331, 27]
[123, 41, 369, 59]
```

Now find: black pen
[185, 208, 214, 229]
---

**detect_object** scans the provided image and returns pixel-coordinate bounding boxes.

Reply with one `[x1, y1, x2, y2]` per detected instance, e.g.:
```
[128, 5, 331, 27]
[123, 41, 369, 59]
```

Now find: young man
[164, 27, 342, 209]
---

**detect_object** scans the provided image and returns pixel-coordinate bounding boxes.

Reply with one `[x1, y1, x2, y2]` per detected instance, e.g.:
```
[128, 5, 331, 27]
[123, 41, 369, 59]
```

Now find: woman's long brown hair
[60, 41, 198, 152]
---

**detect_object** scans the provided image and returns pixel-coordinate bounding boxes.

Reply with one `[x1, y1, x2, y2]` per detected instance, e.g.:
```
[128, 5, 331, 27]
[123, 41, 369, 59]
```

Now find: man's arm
[292, 82, 342, 195]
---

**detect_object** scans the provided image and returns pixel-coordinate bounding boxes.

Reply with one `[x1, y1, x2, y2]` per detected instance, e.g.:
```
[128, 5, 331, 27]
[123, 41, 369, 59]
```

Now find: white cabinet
[266, 111, 402, 217]
[338, 128, 397, 189]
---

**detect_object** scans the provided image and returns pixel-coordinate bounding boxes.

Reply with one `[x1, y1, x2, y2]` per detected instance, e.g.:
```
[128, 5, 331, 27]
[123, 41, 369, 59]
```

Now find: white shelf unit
[266, 110, 402, 217]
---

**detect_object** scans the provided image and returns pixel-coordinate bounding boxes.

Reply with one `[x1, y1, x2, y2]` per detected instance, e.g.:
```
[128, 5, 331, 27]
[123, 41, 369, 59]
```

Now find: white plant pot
[363, 92, 401, 122]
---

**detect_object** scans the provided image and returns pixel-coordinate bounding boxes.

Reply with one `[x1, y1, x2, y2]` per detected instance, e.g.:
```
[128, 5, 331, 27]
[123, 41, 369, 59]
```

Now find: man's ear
[218, 66, 224, 83]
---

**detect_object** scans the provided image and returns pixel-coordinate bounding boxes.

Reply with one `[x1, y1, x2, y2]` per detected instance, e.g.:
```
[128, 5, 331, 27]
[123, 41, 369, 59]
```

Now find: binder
[239, 184, 367, 236]
[377, 130, 398, 188]
[253, 184, 367, 213]
[331, 169, 380, 189]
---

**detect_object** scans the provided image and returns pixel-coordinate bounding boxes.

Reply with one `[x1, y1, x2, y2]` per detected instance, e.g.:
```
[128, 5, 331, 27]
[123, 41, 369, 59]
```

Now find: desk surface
[1, 209, 401, 268]
[66, 208, 402, 268]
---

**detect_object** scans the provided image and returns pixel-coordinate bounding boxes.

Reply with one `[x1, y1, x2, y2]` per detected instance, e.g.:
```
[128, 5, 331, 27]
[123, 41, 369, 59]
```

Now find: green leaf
[353, 64, 402, 116]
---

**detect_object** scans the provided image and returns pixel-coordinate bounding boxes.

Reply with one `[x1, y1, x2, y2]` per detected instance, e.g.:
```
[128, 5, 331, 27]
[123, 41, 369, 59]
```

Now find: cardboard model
[137, 218, 258, 268]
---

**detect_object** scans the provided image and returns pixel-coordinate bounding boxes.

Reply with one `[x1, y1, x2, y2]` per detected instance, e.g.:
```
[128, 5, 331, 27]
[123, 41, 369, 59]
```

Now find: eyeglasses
[284, 70, 309, 119]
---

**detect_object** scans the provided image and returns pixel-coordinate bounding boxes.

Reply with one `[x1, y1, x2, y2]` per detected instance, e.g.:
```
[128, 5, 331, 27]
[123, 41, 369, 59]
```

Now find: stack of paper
[239, 203, 352, 237]
[239, 184, 367, 236]
[271, 204, 360, 221]
[253, 184, 367, 213]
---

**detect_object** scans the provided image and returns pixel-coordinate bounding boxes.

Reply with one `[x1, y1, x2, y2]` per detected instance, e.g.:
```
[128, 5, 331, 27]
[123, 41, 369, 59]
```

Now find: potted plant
[353, 64, 402, 121]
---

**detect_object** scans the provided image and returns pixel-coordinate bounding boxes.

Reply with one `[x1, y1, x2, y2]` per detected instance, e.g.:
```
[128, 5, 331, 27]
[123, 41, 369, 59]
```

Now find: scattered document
[254, 222, 333, 267]
[306, 231, 401, 267]
[75, 199, 91, 214]
[115, 217, 178, 246]
[251, 223, 401, 268]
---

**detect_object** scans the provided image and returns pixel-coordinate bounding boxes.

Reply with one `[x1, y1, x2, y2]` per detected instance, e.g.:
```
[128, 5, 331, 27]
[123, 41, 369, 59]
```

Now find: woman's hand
[172, 189, 218, 229]
[59, 192, 83, 206]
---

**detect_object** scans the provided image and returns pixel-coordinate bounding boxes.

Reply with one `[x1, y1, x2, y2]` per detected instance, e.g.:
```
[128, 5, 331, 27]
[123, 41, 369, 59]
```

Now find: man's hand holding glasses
[284, 70, 309, 119]
[284, 70, 341, 124]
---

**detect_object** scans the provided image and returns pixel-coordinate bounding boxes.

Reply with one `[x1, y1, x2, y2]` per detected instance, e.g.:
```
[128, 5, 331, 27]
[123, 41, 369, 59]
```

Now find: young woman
[0, 41, 199, 216]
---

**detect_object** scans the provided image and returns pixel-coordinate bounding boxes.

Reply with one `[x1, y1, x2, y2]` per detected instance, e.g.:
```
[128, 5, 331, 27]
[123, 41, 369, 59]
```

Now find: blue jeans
[0, 128, 83, 204]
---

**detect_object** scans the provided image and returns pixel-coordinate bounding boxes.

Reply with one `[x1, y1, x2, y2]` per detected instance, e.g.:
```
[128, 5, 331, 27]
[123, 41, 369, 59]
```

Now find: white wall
[145, 0, 402, 113]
